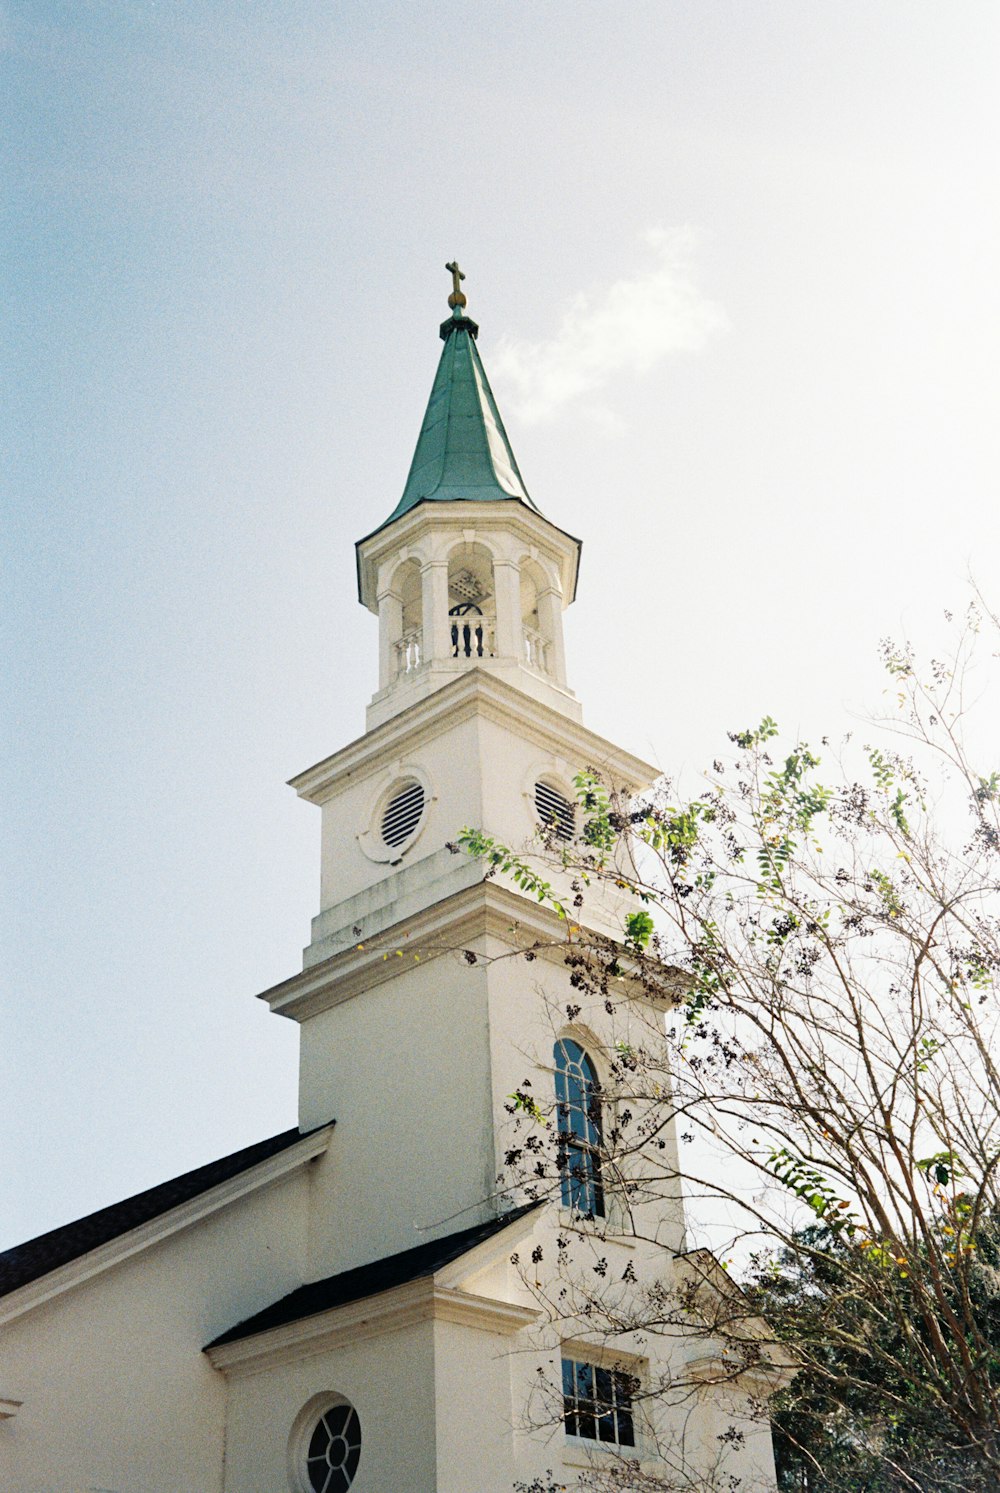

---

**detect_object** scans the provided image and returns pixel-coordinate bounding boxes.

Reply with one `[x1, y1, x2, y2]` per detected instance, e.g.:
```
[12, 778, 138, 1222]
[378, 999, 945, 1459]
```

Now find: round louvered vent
[535, 780, 574, 842]
[381, 781, 425, 849]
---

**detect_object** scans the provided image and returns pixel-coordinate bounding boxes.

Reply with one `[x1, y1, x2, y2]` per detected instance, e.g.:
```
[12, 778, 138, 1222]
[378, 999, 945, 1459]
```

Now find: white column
[493, 558, 522, 660]
[421, 560, 451, 662]
[536, 585, 567, 684]
[376, 587, 403, 689]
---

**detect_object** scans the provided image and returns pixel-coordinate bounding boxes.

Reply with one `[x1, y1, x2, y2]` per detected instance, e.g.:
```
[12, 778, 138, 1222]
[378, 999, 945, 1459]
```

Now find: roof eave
[355, 499, 582, 610]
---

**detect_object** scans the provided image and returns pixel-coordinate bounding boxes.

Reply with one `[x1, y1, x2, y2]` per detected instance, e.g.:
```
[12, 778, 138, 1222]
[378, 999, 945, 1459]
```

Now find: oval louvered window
[381, 781, 425, 849]
[535, 780, 574, 842]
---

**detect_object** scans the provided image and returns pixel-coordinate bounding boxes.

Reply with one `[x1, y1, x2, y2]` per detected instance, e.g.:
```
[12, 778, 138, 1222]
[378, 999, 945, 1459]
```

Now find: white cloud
[492, 228, 727, 427]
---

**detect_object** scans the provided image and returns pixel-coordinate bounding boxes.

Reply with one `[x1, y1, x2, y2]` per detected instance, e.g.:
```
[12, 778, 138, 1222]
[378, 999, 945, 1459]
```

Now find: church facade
[1, 273, 783, 1492]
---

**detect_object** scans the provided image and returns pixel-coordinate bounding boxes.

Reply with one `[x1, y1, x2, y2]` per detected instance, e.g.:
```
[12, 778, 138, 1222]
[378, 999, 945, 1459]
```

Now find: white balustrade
[450, 614, 496, 660]
[396, 618, 551, 677]
[523, 626, 550, 675]
[394, 629, 423, 677]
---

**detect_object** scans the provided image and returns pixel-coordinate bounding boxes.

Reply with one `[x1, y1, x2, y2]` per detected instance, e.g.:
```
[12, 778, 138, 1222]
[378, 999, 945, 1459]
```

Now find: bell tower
[356, 266, 582, 731]
[258, 269, 666, 1280]
[0, 267, 784, 1493]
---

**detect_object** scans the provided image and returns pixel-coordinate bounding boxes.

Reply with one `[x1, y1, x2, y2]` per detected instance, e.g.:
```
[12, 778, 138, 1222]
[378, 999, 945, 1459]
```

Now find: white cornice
[259, 880, 574, 1022]
[261, 880, 685, 1023]
[355, 501, 581, 612]
[205, 1275, 539, 1377]
[0, 1127, 333, 1327]
[685, 1353, 797, 1395]
[288, 670, 661, 805]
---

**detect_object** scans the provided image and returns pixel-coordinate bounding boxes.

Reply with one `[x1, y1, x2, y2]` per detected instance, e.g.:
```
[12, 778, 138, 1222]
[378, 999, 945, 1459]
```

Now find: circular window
[302, 1401, 361, 1493]
[535, 779, 575, 842]
[381, 779, 425, 849]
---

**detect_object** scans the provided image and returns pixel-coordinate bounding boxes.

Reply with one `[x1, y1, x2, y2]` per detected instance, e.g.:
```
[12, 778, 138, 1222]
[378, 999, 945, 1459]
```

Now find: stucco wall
[300, 955, 494, 1278]
[0, 1169, 310, 1493]
[432, 1316, 518, 1493]
[221, 1317, 436, 1493]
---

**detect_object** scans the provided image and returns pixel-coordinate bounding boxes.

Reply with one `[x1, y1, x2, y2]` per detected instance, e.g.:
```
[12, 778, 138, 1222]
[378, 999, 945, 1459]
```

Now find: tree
[459, 597, 1000, 1491]
[751, 1212, 1000, 1491]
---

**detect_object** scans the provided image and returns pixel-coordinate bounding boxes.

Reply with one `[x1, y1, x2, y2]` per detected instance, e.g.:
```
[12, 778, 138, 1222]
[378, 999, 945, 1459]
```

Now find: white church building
[1, 271, 784, 1492]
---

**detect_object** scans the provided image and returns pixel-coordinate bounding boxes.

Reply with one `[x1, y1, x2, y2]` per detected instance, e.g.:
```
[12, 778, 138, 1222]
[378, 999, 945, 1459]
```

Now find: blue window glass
[562, 1355, 637, 1447]
[554, 1038, 604, 1218]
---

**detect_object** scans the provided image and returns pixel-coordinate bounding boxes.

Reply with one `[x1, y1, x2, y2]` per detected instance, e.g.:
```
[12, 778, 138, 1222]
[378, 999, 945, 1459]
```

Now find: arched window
[554, 1038, 605, 1218]
[447, 543, 496, 660]
[520, 558, 552, 676]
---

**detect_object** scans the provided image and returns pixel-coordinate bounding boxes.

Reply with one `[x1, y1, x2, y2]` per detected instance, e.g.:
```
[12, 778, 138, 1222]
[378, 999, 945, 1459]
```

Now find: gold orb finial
[446, 260, 467, 310]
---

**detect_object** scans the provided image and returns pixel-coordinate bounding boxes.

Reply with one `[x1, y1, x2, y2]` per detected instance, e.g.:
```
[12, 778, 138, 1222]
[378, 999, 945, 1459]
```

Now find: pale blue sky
[3, 1, 999, 1247]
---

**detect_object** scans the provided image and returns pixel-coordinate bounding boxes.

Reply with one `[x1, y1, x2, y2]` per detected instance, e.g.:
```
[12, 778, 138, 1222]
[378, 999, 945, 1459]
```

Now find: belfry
[0, 271, 784, 1492]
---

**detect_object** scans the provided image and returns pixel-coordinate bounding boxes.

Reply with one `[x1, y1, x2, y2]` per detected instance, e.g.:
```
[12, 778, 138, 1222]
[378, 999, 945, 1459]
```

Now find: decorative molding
[356, 500, 580, 614]
[288, 670, 659, 807]
[263, 879, 687, 1024]
[205, 1277, 539, 1378]
[262, 880, 580, 1023]
[0, 1127, 333, 1328]
[684, 1352, 797, 1395]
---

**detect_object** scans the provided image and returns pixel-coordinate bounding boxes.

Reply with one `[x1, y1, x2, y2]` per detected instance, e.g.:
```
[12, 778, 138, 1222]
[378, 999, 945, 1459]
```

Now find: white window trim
[287, 1393, 361, 1493]
[357, 765, 434, 865]
[560, 1346, 648, 1463]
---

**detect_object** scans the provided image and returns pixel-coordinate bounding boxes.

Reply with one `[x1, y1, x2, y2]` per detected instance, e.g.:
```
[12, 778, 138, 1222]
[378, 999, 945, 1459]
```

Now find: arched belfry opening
[519, 557, 551, 676]
[394, 558, 423, 678]
[447, 542, 496, 661]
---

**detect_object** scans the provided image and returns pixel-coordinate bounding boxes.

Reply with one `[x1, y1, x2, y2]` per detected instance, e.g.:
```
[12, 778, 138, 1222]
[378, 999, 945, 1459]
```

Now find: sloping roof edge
[206, 1201, 540, 1349]
[0, 1123, 333, 1301]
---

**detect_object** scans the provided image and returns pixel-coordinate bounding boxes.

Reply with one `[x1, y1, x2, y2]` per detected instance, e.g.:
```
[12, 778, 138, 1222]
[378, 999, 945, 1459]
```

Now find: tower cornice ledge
[257, 879, 686, 1024]
[289, 669, 661, 806]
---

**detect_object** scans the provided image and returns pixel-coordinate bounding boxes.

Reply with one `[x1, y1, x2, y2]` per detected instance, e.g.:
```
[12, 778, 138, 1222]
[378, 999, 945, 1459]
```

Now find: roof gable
[0, 1125, 332, 1301]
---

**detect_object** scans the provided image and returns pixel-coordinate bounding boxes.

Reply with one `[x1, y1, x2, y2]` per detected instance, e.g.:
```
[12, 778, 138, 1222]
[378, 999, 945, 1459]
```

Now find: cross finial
[446, 260, 467, 310]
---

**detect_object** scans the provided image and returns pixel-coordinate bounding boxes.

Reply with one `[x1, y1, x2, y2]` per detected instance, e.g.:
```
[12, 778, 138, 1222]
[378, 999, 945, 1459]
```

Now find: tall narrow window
[554, 1038, 604, 1218]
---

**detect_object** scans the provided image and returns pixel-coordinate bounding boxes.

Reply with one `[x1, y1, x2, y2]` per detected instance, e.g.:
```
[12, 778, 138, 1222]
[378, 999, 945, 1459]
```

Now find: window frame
[287, 1394, 362, 1493]
[561, 1353, 641, 1453]
[553, 1036, 605, 1220]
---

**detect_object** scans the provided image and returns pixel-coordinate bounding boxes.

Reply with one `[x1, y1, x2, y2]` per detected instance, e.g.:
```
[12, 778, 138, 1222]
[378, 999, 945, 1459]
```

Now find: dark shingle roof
[0, 1125, 329, 1299]
[206, 1203, 537, 1350]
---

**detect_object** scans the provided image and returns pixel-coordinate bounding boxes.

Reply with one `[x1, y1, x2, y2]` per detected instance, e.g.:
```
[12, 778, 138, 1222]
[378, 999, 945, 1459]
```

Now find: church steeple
[373, 264, 541, 533]
[356, 268, 582, 730]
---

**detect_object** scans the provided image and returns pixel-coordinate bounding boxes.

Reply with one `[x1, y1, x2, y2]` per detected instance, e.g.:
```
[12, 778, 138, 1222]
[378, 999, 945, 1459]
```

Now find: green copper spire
[377, 264, 541, 530]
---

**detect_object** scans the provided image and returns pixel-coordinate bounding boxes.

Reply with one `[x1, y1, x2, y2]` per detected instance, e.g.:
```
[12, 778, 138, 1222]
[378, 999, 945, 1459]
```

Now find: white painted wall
[300, 956, 495, 1278]
[432, 1316, 518, 1492]
[220, 1319, 437, 1493]
[0, 1170, 310, 1493]
[298, 672, 655, 970]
